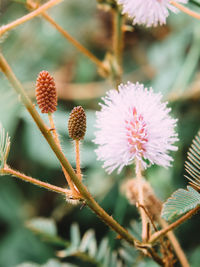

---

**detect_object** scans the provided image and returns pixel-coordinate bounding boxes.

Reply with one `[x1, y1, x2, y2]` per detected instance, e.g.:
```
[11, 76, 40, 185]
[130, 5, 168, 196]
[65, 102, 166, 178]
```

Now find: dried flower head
[68, 106, 86, 141]
[125, 178, 162, 220]
[117, 0, 188, 27]
[36, 70, 57, 113]
[94, 82, 178, 174]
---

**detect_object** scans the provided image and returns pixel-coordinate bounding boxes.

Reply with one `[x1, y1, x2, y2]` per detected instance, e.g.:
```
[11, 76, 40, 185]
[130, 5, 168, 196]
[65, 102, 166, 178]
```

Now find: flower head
[117, 0, 188, 27]
[94, 82, 178, 174]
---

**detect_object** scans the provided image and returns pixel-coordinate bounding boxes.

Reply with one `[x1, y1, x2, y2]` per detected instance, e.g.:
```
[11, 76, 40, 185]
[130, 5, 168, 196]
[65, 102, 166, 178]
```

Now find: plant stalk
[171, 1, 200, 20]
[150, 206, 200, 244]
[0, 52, 137, 247]
[48, 113, 79, 197]
[1, 165, 68, 195]
[136, 160, 148, 242]
[0, 0, 63, 36]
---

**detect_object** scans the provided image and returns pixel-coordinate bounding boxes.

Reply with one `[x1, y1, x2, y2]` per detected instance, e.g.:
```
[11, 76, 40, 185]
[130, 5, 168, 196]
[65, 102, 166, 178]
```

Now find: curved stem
[150, 206, 200, 244]
[48, 113, 79, 197]
[0, 53, 137, 247]
[0, 0, 63, 36]
[159, 218, 190, 267]
[171, 1, 200, 20]
[1, 165, 68, 195]
[136, 160, 148, 242]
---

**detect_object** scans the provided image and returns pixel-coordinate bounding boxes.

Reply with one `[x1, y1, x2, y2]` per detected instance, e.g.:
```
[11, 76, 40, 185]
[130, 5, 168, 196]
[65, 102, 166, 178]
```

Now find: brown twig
[0, 0, 63, 36]
[1, 165, 68, 196]
[171, 1, 200, 20]
[150, 206, 200, 244]
[48, 113, 80, 197]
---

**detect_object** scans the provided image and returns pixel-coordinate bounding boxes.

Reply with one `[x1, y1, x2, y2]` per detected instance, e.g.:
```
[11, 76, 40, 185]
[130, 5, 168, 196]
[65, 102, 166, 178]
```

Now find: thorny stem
[0, 52, 138, 247]
[171, 1, 200, 20]
[159, 218, 190, 267]
[150, 206, 200, 244]
[136, 160, 148, 242]
[112, 6, 123, 87]
[48, 113, 79, 197]
[1, 165, 68, 196]
[0, 0, 63, 36]
[75, 140, 82, 180]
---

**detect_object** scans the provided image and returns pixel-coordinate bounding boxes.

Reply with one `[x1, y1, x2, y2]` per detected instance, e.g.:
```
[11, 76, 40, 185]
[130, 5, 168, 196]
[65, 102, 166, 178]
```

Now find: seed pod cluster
[35, 70, 57, 113]
[68, 106, 86, 140]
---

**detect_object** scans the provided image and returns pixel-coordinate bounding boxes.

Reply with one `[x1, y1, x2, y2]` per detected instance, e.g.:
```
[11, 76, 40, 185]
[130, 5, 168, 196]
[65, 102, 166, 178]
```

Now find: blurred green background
[0, 0, 200, 266]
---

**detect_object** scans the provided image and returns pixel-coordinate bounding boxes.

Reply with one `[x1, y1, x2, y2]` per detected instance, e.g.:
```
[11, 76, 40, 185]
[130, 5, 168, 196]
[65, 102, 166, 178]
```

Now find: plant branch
[171, 1, 200, 20]
[48, 113, 79, 197]
[1, 165, 68, 195]
[136, 160, 148, 242]
[150, 206, 200, 244]
[0, 52, 138, 247]
[0, 0, 63, 37]
[159, 218, 190, 267]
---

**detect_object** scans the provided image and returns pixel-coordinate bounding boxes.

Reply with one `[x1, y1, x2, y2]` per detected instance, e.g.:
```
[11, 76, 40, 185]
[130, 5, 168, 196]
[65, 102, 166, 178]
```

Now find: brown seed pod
[68, 106, 86, 140]
[35, 70, 57, 113]
[125, 178, 162, 220]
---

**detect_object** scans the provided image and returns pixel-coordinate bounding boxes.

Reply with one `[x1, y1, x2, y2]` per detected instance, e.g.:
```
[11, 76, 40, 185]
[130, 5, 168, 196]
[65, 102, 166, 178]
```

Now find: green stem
[0, 53, 137, 247]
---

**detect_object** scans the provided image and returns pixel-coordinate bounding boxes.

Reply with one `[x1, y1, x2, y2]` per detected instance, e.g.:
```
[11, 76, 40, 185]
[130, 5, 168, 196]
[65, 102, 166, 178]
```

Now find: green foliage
[162, 186, 200, 221]
[162, 130, 200, 221]
[25, 218, 124, 267]
[185, 130, 200, 189]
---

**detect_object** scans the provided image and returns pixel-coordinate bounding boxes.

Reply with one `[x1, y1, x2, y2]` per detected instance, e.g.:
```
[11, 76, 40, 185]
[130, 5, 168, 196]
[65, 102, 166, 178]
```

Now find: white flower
[94, 82, 178, 174]
[117, 0, 188, 27]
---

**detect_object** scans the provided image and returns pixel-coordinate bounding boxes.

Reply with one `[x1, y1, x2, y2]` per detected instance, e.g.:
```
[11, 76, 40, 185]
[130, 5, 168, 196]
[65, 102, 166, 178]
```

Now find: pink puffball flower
[117, 0, 188, 27]
[94, 82, 178, 174]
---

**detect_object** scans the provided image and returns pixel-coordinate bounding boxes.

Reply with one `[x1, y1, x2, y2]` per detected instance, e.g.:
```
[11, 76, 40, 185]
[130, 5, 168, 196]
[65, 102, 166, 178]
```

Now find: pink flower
[94, 82, 178, 174]
[117, 0, 188, 27]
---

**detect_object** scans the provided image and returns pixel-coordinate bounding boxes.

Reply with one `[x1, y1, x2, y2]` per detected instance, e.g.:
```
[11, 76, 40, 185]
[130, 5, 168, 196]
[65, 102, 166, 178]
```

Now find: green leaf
[26, 218, 57, 237]
[162, 186, 200, 221]
[185, 130, 200, 189]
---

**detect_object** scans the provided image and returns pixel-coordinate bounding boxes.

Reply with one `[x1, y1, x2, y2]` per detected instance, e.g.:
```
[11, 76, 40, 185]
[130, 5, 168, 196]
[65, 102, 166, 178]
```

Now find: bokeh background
[0, 0, 200, 266]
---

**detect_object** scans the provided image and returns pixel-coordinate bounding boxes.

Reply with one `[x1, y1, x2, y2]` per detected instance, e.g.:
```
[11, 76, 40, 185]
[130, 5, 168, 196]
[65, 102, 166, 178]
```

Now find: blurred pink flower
[94, 82, 178, 174]
[117, 0, 188, 27]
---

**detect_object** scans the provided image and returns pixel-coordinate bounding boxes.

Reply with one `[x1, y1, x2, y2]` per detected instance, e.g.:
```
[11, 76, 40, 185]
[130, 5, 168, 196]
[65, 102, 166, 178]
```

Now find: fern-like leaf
[0, 123, 10, 170]
[185, 131, 200, 189]
[162, 186, 200, 221]
[162, 130, 200, 221]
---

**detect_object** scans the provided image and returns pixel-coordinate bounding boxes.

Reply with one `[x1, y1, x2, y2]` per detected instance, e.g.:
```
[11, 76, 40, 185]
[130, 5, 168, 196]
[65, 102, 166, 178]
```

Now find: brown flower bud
[35, 70, 57, 113]
[68, 106, 86, 140]
[125, 178, 162, 220]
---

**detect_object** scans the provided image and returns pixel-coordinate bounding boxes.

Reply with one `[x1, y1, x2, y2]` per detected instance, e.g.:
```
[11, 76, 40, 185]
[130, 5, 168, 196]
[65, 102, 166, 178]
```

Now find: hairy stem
[150, 206, 200, 244]
[171, 1, 200, 20]
[136, 160, 148, 242]
[0, 53, 137, 247]
[159, 218, 190, 267]
[48, 113, 79, 197]
[75, 140, 82, 180]
[1, 165, 68, 195]
[0, 0, 63, 37]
